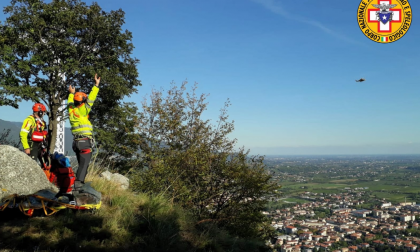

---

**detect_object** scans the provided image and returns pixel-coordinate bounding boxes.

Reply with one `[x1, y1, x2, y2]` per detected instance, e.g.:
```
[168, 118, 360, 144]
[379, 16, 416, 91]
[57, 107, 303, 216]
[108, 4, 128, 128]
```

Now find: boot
[73, 181, 84, 192]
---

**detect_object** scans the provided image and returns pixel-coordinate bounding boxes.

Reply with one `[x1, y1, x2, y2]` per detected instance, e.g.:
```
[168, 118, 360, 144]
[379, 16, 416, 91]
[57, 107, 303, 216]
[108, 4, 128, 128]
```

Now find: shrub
[131, 81, 279, 240]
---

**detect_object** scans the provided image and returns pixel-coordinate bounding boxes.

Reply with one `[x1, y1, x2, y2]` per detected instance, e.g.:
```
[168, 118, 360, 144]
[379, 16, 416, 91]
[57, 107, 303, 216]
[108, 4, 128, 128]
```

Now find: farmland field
[271, 163, 420, 204]
[281, 197, 312, 204]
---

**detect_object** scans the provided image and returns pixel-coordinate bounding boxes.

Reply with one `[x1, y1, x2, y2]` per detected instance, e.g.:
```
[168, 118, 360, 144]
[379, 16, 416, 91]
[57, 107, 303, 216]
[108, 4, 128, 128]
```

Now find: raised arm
[85, 73, 100, 114]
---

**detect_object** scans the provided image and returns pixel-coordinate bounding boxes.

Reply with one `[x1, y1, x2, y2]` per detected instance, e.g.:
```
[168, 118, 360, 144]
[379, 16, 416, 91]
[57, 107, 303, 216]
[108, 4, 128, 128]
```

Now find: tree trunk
[48, 104, 59, 154]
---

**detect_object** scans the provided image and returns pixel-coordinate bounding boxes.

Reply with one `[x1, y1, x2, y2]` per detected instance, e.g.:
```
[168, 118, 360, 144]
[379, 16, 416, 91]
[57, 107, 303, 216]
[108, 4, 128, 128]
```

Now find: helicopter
[355, 78, 365, 82]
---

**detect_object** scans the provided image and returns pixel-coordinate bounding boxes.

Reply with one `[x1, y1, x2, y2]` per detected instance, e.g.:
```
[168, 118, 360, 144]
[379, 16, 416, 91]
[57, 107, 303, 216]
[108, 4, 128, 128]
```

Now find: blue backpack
[53, 152, 71, 168]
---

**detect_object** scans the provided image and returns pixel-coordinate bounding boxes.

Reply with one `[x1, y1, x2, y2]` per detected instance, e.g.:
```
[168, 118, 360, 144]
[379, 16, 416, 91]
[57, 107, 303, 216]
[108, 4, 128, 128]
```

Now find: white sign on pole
[54, 100, 66, 155]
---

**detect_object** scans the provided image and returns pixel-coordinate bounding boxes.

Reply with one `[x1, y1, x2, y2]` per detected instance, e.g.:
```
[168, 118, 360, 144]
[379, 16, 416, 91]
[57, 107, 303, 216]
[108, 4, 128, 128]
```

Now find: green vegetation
[0, 163, 270, 252]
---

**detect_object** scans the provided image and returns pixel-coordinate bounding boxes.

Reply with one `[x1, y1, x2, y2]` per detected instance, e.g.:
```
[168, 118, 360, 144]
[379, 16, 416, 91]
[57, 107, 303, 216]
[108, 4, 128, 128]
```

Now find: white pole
[54, 100, 66, 155]
[54, 72, 66, 155]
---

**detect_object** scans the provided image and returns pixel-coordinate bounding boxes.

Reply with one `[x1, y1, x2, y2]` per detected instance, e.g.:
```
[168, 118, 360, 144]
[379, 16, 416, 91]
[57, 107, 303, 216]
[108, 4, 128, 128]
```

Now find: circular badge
[358, 0, 412, 43]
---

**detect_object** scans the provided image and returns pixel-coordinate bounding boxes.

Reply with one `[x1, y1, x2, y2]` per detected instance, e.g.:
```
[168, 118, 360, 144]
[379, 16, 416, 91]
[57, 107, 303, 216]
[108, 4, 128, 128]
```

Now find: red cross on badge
[368, 0, 402, 33]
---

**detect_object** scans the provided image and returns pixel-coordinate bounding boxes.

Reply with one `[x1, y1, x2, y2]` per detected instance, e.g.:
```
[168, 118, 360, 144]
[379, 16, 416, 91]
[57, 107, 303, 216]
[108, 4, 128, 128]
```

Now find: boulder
[0, 145, 57, 200]
[110, 173, 129, 190]
[100, 171, 129, 190]
[100, 170, 112, 181]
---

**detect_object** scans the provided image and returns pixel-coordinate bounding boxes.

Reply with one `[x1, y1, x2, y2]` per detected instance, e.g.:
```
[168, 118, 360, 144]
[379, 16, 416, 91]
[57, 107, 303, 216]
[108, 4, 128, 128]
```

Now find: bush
[130, 81, 279, 240]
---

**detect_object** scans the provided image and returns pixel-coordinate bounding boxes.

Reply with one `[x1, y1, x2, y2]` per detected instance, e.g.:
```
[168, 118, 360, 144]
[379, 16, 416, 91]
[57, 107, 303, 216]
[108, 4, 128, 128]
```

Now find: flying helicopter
[355, 78, 365, 82]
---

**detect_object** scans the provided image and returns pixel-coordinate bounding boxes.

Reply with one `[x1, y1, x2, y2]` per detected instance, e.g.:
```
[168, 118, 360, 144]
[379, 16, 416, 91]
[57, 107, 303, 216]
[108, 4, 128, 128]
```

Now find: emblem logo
[358, 0, 412, 43]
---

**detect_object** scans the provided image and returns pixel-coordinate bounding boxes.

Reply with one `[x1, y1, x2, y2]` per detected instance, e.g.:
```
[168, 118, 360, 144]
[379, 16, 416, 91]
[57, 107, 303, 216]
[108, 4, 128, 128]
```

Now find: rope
[0, 194, 17, 211]
[41, 200, 59, 216]
[17, 196, 34, 216]
[31, 194, 101, 211]
[32, 195, 78, 209]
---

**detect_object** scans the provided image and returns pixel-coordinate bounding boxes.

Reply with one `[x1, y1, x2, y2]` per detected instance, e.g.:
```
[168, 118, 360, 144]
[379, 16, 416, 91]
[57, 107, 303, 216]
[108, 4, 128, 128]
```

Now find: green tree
[131, 81, 279, 239]
[0, 0, 141, 156]
[339, 241, 348, 247]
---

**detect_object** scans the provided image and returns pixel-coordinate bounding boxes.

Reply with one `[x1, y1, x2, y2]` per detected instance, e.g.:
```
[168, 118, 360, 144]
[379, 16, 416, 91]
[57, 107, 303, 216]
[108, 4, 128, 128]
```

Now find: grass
[279, 182, 349, 196]
[0, 159, 268, 252]
[373, 192, 415, 202]
[281, 198, 311, 204]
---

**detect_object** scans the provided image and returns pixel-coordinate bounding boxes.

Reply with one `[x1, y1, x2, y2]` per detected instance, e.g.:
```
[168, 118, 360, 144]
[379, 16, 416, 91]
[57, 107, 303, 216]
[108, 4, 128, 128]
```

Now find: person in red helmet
[20, 103, 48, 161]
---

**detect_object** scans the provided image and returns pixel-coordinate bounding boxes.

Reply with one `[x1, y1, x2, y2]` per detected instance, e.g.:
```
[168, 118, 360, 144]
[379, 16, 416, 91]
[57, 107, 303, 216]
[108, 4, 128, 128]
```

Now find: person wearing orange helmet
[20, 103, 48, 161]
[68, 73, 100, 191]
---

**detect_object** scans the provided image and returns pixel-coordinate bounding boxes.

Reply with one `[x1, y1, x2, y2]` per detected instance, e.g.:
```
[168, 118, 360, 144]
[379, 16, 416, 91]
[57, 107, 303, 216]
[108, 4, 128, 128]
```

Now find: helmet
[32, 103, 46, 112]
[74, 92, 87, 103]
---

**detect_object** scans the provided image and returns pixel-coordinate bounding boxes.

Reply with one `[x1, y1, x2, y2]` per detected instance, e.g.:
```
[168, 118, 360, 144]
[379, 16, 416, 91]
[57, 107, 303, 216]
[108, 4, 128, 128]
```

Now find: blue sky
[1, 0, 419, 155]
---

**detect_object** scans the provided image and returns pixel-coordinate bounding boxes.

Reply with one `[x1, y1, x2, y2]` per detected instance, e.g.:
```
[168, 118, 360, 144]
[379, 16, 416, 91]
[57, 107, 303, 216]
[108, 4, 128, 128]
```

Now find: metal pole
[54, 72, 66, 155]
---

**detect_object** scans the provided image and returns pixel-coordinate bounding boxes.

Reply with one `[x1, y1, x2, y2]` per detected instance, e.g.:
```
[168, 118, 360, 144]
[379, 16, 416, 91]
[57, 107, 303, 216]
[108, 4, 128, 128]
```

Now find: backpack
[48, 153, 75, 194]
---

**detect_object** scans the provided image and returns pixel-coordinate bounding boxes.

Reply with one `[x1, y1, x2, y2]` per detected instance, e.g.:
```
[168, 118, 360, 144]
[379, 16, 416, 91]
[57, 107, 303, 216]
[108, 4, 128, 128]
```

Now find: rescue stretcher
[0, 188, 102, 217]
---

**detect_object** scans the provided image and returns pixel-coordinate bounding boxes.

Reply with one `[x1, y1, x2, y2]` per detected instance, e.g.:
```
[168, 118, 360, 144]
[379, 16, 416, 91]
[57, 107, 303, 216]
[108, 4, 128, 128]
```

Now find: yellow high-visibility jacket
[68, 86, 99, 136]
[20, 115, 46, 149]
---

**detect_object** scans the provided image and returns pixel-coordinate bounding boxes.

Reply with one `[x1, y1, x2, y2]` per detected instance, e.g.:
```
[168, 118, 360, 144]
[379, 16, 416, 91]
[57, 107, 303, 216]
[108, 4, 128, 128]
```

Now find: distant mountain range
[0, 118, 75, 155]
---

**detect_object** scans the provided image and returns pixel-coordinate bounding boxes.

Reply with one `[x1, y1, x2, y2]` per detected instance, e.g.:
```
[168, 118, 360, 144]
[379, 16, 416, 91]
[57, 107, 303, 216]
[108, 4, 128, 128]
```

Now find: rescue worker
[20, 103, 47, 161]
[68, 73, 100, 191]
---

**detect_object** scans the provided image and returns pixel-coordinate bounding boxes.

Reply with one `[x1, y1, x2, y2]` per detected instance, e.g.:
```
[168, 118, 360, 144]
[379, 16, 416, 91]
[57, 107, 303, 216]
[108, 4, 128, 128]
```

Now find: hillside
[0, 119, 20, 143]
[0, 164, 267, 252]
[0, 119, 75, 155]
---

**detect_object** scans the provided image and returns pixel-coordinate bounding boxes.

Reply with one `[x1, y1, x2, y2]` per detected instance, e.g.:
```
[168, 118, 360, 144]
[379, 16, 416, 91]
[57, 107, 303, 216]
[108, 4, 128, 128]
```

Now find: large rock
[100, 171, 129, 190]
[0, 145, 57, 200]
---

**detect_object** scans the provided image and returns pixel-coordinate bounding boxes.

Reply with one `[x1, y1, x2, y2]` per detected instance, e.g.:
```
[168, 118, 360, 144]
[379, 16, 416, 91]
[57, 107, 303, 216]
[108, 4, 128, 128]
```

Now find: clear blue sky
[1, 0, 419, 155]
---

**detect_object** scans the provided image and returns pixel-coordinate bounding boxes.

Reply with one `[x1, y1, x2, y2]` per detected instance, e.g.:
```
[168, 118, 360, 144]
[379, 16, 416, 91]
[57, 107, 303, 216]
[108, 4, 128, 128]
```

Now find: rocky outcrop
[0, 145, 57, 200]
[100, 171, 129, 190]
